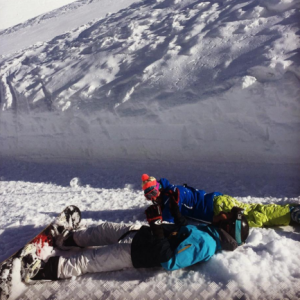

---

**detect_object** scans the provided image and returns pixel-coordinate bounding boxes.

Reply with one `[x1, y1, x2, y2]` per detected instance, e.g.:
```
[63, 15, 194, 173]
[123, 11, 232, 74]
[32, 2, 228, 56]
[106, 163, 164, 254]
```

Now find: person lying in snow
[22, 199, 249, 282]
[141, 174, 300, 228]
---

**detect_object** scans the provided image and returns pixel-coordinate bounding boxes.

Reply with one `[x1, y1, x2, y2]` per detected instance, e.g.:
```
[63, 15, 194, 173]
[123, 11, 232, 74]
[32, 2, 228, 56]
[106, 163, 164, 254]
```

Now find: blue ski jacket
[158, 178, 222, 223]
[161, 224, 221, 271]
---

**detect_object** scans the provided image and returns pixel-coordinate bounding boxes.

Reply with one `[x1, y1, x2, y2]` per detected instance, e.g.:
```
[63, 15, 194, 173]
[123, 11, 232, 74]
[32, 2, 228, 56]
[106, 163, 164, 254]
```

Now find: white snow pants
[57, 222, 139, 279]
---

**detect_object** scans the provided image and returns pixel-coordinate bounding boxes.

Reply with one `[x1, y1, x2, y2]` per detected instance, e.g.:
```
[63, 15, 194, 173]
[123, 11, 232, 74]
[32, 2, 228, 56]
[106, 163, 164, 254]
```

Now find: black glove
[231, 207, 244, 220]
[145, 205, 162, 224]
[145, 205, 164, 239]
[165, 188, 180, 205]
[167, 189, 179, 213]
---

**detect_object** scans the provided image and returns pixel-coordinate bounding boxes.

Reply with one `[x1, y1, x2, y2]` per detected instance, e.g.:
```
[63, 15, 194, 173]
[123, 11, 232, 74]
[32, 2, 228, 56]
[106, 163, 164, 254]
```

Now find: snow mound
[70, 177, 82, 188]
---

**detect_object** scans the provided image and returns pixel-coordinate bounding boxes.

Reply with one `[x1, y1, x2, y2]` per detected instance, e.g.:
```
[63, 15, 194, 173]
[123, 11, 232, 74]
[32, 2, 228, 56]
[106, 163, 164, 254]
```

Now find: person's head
[218, 207, 249, 245]
[141, 174, 160, 201]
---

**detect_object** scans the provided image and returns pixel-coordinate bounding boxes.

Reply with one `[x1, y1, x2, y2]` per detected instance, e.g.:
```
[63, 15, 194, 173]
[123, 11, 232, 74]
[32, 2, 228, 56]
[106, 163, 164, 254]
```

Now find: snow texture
[0, 0, 79, 30]
[1, 160, 300, 299]
[0, 0, 300, 299]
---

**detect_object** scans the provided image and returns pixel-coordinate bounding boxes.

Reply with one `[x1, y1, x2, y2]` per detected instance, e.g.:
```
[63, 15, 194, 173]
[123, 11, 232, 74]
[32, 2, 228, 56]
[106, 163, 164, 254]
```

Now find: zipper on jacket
[177, 244, 191, 254]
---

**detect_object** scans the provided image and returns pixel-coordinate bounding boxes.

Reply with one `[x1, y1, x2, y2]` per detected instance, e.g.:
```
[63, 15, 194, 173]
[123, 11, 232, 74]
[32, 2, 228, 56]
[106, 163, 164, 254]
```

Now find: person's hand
[145, 205, 162, 225]
[145, 205, 164, 238]
[231, 207, 244, 220]
[165, 188, 180, 204]
[212, 211, 234, 224]
[165, 188, 187, 225]
[165, 188, 180, 217]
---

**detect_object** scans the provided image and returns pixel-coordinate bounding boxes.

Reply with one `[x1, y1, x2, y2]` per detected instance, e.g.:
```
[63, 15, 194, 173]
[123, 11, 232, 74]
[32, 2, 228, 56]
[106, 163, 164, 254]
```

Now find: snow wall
[1, 80, 300, 164]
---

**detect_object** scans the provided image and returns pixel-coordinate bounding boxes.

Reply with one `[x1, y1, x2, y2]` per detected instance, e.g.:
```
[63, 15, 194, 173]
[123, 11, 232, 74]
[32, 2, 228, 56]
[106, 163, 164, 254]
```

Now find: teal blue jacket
[161, 224, 221, 271]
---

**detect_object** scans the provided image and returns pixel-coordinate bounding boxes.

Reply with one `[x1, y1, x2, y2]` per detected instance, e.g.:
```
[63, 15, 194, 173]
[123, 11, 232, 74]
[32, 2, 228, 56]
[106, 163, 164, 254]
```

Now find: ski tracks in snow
[0, 0, 299, 112]
[0, 0, 300, 164]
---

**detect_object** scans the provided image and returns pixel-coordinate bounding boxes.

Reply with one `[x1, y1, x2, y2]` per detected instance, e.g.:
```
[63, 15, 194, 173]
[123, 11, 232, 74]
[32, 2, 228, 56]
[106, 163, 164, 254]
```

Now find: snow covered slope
[0, 0, 299, 164]
[0, 0, 138, 55]
[0, 0, 78, 30]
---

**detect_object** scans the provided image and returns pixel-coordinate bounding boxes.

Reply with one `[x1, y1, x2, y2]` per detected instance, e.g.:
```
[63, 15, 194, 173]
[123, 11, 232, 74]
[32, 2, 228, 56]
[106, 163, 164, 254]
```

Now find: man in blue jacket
[141, 174, 300, 227]
[22, 198, 249, 282]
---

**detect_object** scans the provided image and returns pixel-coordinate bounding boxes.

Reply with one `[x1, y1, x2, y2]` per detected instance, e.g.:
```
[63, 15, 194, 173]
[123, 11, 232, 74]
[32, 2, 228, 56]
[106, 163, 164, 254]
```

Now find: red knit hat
[141, 174, 160, 200]
[141, 174, 157, 190]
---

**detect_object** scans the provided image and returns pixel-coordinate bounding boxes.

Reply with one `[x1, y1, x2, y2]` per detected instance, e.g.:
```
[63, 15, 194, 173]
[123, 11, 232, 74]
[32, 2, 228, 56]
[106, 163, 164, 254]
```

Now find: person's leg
[213, 195, 291, 227]
[73, 222, 139, 247]
[32, 243, 133, 281]
[58, 243, 133, 279]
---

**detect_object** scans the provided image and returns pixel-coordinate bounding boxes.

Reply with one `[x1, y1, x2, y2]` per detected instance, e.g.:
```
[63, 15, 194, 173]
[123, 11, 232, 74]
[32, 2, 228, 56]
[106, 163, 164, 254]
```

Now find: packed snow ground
[0, 0, 300, 299]
[1, 160, 300, 300]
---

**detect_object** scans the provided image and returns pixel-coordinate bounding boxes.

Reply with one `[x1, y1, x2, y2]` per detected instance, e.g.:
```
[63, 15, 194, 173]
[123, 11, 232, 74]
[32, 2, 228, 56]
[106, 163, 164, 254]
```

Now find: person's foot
[31, 256, 60, 281]
[291, 206, 300, 224]
[20, 244, 42, 284]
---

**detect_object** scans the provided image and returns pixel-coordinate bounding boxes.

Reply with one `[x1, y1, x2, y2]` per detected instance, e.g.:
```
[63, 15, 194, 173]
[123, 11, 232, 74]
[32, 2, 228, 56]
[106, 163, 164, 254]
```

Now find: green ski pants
[213, 195, 291, 227]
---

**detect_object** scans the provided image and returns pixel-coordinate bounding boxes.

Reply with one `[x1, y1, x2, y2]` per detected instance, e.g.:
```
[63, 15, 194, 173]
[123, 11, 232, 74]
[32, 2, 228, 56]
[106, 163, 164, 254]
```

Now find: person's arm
[167, 188, 188, 226]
